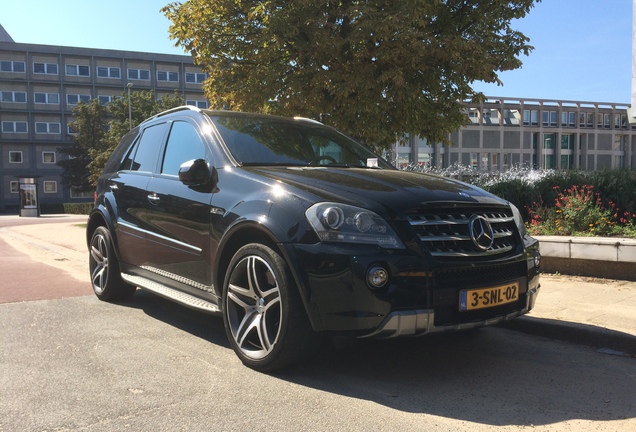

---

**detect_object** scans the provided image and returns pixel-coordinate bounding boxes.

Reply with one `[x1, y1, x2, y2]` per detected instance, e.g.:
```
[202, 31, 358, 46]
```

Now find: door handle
[147, 193, 160, 205]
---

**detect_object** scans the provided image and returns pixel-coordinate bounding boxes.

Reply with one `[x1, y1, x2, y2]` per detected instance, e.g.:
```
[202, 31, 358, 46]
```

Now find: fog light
[534, 250, 541, 268]
[367, 266, 389, 289]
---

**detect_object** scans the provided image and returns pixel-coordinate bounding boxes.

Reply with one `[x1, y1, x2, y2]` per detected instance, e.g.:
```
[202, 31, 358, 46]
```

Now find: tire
[222, 243, 315, 372]
[89, 226, 136, 302]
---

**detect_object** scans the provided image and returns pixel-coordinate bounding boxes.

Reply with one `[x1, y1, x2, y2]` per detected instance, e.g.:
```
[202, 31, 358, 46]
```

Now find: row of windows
[2, 121, 61, 134]
[9, 180, 59, 194]
[1, 91, 208, 108]
[7, 180, 92, 198]
[522, 110, 629, 129]
[1, 60, 206, 83]
[1, 101, 209, 134]
[7, 150, 57, 163]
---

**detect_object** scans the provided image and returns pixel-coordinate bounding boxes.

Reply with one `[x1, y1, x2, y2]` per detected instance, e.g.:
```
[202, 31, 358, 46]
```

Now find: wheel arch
[86, 202, 119, 258]
[213, 218, 318, 330]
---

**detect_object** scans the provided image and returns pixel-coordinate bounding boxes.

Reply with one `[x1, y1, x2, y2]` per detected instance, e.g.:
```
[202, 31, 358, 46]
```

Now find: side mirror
[178, 158, 212, 186]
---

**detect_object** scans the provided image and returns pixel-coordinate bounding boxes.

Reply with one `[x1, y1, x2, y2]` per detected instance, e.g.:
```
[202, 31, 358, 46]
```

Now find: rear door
[112, 122, 168, 269]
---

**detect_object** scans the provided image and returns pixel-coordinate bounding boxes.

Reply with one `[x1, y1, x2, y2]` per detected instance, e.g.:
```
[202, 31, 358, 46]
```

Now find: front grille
[407, 206, 519, 260]
[434, 261, 527, 290]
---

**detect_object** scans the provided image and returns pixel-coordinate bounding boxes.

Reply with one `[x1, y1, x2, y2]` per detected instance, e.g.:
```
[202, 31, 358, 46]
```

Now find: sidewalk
[1, 214, 635, 356]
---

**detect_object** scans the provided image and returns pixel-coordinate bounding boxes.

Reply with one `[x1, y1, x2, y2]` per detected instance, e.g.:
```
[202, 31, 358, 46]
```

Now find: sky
[1, 0, 633, 104]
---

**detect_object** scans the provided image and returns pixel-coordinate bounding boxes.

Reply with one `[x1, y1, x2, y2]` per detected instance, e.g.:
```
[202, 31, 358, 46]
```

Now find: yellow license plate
[459, 282, 519, 311]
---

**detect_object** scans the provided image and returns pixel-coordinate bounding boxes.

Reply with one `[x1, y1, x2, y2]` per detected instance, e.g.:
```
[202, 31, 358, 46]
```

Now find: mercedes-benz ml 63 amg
[87, 106, 541, 371]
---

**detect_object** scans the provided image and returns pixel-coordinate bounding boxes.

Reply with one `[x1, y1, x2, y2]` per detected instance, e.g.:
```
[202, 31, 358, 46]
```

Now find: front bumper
[285, 236, 541, 336]
[361, 284, 541, 338]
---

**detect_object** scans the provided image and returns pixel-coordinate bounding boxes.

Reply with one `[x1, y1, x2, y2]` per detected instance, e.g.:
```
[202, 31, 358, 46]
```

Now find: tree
[59, 90, 185, 187]
[57, 98, 108, 192]
[89, 90, 185, 185]
[163, 0, 537, 148]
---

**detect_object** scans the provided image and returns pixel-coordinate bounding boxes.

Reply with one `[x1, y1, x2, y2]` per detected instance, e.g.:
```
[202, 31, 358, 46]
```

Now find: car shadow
[118, 289, 636, 427]
[117, 289, 230, 349]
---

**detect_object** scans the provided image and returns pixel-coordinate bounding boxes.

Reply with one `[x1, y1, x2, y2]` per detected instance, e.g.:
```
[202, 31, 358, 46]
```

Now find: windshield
[205, 112, 393, 169]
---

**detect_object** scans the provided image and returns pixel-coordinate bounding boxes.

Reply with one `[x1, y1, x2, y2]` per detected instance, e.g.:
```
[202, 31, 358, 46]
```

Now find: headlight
[510, 203, 527, 237]
[306, 203, 404, 249]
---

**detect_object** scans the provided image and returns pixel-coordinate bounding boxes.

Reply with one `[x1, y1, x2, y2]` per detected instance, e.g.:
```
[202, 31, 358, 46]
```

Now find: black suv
[87, 106, 541, 371]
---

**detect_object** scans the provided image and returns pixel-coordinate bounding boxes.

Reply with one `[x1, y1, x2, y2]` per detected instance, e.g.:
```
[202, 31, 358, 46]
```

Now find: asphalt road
[1, 291, 635, 432]
[1, 215, 635, 431]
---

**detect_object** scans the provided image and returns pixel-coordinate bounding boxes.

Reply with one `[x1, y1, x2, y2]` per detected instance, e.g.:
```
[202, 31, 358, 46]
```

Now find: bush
[62, 202, 93, 215]
[404, 164, 636, 238]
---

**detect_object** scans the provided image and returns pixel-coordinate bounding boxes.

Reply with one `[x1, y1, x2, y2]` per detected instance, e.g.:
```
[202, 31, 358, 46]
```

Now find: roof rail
[293, 116, 323, 125]
[140, 105, 202, 125]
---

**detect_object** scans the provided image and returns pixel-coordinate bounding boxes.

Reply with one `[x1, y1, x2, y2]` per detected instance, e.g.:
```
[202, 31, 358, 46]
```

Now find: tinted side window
[161, 121, 207, 176]
[123, 123, 167, 172]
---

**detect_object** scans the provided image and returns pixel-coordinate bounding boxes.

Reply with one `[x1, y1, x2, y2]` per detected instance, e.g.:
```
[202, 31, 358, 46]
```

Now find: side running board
[121, 273, 220, 314]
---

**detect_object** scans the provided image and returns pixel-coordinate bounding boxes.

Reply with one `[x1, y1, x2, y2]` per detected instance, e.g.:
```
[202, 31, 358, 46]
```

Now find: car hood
[242, 166, 508, 218]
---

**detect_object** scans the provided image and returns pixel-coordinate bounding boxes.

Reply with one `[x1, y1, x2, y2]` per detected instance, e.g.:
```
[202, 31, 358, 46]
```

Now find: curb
[499, 316, 636, 357]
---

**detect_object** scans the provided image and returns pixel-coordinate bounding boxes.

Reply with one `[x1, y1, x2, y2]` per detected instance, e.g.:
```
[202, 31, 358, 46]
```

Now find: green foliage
[58, 90, 185, 188]
[90, 90, 184, 184]
[590, 168, 636, 217]
[527, 184, 636, 238]
[409, 164, 636, 238]
[162, 0, 537, 148]
[482, 178, 539, 220]
[527, 185, 617, 236]
[57, 98, 109, 192]
[62, 202, 94, 215]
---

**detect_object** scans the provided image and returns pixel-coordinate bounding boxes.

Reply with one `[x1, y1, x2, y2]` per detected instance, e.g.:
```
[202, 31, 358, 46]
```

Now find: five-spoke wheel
[89, 226, 136, 301]
[223, 243, 315, 371]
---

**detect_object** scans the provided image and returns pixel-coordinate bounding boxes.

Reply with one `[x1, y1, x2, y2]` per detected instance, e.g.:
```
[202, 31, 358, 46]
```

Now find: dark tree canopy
[57, 98, 108, 192]
[163, 0, 537, 148]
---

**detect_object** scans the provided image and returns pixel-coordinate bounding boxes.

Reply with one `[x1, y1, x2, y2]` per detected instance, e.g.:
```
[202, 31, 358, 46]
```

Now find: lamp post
[126, 82, 133, 130]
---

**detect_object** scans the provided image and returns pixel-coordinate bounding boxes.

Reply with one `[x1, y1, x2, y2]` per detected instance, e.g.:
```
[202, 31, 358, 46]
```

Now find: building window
[561, 134, 574, 150]
[35, 123, 61, 134]
[10, 181, 19, 194]
[186, 100, 208, 109]
[97, 66, 121, 78]
[543, 133, 555, 149]
[2, 121, 28, 133]
[185, 72, 206, 84]
[66, 94, 91, 105]
[157, 71, 179, 82]
[1, 91, 27, 103]
[43, 181, 57, 193]
[67, 125, 77, 135]
[9, 151, 23, 163]
[70, 188, 93, 199]
[542, 110, 557, 127]
[561, 155, 574, 170]
[523, 109, 538, 126]
[42, 151, 56, 163]
[0, 61, 26, 73]
[65, 64, 90, 77]
[34, 92, 60, 104]
[98, 95, 113, 105]
[127, 68, 150, 80]
[561, 111, 576, 127]
[468, 152, 477, 168]
[33, 62, 59, 75]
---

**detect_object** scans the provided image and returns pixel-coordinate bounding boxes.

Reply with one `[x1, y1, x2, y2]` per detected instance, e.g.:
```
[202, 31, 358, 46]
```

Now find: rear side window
[121, 123, 167, 172]
[161, 121, 207, 176]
